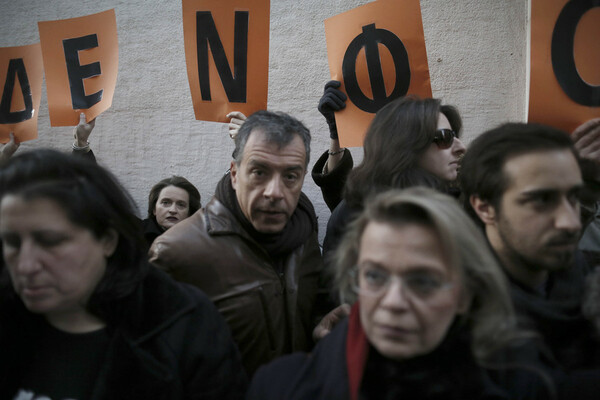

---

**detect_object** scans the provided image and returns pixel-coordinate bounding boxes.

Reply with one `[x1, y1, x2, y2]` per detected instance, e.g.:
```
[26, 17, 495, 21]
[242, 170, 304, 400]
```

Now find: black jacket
[142, 217, 165, 246]
[0, 268, 247, 400]
[503, 252, 600, 399]
[322, 199, 358, 265]
[311, 149, 353, 212]
[508, 252, 600, 370]
[247, 306, 550, 400]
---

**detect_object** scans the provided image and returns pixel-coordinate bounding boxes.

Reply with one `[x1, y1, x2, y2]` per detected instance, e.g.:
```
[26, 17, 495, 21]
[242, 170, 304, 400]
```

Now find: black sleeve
[311, 149, 353, 212]
[323, 201, 356, 265]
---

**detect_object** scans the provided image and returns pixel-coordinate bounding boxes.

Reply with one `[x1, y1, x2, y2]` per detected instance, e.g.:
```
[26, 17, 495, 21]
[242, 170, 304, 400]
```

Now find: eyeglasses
[433, 129, 458, 149]
[351, 265, 454, 301]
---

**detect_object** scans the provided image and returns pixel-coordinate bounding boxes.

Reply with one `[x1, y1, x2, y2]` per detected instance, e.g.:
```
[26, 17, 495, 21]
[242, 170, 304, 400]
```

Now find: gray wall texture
[0, 0, 528, 243]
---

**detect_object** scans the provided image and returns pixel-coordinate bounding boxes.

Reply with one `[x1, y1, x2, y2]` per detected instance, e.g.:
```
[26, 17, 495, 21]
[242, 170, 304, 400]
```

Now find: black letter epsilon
[62, 34, 103, 110]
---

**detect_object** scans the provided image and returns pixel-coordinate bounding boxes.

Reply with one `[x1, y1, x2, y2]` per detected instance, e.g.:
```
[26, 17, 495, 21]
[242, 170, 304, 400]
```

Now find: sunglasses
[433, 129, 458, 149]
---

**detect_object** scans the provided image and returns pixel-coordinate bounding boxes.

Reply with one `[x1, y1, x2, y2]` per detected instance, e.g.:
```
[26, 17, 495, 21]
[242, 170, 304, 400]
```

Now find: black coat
[322, 200, 358, 265]
[508, 251, 600, 370]
[247, 306, 550, 400]
[0, 268, 248, 400]
[142, 217, 165, 246]
[311, 149, 353, 212]
[502, 252, 600, 399]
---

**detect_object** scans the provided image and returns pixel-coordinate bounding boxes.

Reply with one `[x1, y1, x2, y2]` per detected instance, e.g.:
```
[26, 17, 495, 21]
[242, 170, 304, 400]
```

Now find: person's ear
[101, 229, 119, 258]
[230, 161, 238, 190]
[470, 195, 496, 225]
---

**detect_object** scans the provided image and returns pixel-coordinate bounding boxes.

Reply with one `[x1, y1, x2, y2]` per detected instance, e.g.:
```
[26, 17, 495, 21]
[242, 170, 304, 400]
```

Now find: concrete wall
[0, 0, 528, 243]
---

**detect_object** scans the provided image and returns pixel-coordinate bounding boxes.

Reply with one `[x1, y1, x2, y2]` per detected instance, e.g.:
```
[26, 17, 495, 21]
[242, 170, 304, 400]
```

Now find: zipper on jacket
[258, 286, 277, 351]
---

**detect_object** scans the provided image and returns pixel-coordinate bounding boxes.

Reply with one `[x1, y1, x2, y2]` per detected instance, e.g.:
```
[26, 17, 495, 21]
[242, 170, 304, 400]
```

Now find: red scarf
[345, 303, 369, 400]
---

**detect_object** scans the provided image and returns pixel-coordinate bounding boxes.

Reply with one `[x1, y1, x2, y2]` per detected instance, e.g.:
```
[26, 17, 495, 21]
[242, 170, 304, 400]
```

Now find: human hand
[318, 80, 347, 139]
[226, 111, 247, 140]
[73, 112, 96, 147]
[312, 303, 351, 341]
[573, 118, 600, 163]
[0, 132, 20, 163]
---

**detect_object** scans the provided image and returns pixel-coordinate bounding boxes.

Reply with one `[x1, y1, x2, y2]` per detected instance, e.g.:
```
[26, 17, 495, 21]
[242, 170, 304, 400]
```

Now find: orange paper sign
[529, 0, 600, 133]
[325, 0, 432, 148]
[183, 0, 269, 123]
[0, 43, 43, 143]
[38, 9, 119, 126]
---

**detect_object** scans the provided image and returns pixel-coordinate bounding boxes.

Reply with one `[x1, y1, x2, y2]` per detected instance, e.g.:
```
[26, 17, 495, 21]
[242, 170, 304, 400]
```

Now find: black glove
[318, 80, 347, 139]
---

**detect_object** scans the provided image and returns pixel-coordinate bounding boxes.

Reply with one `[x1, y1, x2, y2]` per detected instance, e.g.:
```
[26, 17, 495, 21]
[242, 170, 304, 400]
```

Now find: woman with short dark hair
[144, 175, 201, 244]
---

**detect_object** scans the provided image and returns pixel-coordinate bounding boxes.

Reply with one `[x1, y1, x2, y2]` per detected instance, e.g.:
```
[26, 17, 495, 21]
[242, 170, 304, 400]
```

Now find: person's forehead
[501, 149, 582, 194]
[0, 194, 72, 229]
[243, 129, 306, 166]
[358, 221, 449, 272]
[158, 185, 189, 200]
[437, 113, 451, 129]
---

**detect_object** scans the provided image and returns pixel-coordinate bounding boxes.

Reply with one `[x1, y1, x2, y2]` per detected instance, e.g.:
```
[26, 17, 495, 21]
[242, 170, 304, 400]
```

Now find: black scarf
[214, 173, 317, 259]
[507, 255, 600, 369]
[359, 322, 501, 400]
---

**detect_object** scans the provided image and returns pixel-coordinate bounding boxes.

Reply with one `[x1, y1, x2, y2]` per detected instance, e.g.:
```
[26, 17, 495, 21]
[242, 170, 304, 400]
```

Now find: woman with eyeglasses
[322, 95, 466, 267]
[248, 188, 553, 400]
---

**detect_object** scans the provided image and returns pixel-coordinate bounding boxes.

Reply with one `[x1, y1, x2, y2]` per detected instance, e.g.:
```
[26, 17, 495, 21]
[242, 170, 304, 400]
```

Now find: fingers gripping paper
[38, 9, 118, 127]
[529, 0, 600, 133]
[183, 0, 269, 123]
[325, 0, 432, 148]
[0, 43, 43, 143]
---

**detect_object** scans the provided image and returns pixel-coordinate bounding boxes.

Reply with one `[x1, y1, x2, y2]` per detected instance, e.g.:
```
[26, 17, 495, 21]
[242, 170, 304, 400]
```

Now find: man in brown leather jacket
[150, 110, 326, 376]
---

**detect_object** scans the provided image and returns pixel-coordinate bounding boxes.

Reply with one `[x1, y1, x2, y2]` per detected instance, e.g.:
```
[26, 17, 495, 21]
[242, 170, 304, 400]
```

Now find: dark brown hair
[147, 176, 201, 222]
[344, 96, 461, 208]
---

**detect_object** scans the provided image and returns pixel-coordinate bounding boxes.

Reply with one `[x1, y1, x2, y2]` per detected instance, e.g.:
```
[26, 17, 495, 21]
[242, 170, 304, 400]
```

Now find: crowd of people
[1, 80, 600, 399]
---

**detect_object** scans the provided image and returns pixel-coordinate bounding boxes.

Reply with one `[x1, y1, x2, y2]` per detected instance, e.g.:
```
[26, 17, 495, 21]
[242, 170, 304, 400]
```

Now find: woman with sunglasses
[322, 95, 465, 266]
[248, 188, 552, 399]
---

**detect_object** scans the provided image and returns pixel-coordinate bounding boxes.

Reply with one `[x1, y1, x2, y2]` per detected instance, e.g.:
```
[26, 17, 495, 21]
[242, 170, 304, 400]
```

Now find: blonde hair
[335, 187, 521, 364]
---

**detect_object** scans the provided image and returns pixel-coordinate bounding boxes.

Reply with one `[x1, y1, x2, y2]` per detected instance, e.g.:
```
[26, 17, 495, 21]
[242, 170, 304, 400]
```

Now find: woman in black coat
[0, 149, 246, 400]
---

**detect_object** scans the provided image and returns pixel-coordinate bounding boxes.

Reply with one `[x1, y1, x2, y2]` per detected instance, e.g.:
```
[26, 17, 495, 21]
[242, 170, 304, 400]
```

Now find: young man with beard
[460, 123, 600, 397]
